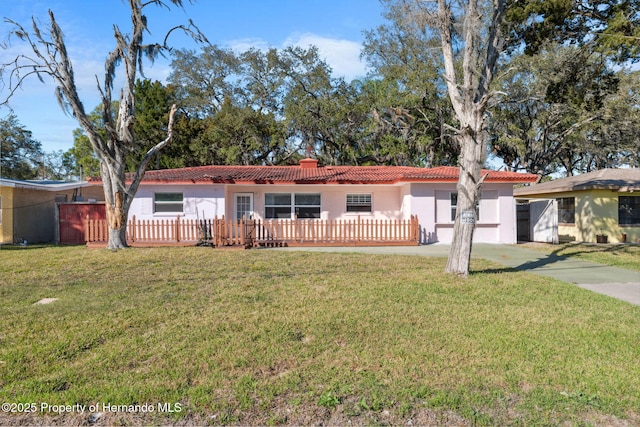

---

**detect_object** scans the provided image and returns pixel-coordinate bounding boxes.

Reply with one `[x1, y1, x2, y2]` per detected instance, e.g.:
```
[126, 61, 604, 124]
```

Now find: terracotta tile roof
[514, 168, 640, 196]
[87, 164, 537, 185]
[88, 164, 536, 185]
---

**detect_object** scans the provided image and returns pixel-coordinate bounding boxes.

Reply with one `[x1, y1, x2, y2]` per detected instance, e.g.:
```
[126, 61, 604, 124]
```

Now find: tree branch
[126, 103, 178, 204]
[437, 0, 465, 119]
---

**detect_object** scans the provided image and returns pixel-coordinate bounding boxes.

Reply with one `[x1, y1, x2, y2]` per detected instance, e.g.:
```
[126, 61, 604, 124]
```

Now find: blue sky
[1, 0, 386, 153]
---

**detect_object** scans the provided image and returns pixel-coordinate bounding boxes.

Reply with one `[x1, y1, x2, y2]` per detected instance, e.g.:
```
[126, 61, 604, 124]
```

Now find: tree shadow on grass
[471, 266, 518, 275]
[472, 245, 585, 276]
[473, 242, 640, 278]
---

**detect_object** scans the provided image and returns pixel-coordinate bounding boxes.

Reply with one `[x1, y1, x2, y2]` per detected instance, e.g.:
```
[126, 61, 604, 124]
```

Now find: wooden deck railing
[86, 215, 420, 247]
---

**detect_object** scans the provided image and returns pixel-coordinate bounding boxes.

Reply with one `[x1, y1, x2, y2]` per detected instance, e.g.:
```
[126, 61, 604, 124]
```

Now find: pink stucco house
[105, 159, 536, 245]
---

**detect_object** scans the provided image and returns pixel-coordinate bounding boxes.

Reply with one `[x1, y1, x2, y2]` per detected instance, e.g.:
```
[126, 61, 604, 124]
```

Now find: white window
[265, 193, 292, 219]
[265, 193, 321, 219]
[295, 194, 321, 219]
[450, 192, 480, 222]
[346, 194, 372, 213]
[154, 192, 183, 213]
[235, 193, 253, 220]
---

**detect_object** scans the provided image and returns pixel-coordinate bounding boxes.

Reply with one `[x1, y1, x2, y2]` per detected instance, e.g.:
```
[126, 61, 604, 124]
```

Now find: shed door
[59, 203, 106, 244]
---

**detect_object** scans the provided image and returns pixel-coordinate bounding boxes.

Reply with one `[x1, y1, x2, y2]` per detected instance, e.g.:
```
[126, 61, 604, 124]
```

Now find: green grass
[521, 242, 640, 271]
[1, 246, 639, 425]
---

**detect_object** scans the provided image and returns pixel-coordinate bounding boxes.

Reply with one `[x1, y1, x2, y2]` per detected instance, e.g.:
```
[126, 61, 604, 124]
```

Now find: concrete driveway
[271, 244, 640, 306]
[473, 244, 640, 306]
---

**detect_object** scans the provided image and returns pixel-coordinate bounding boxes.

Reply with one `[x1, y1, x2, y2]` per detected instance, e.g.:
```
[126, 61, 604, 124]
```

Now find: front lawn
[1, 246, 639, 426]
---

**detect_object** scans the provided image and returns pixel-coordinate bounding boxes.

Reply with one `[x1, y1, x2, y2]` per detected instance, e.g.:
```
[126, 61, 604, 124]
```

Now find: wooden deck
[85, 215, 420, 248]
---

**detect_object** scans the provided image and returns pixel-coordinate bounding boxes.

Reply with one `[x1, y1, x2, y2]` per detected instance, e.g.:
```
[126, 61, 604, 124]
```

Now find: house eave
[0, 178, 89, 191]
[90, 165, 538, 187]
[515, 184, 640, 197]
[131, 177, 537, 186]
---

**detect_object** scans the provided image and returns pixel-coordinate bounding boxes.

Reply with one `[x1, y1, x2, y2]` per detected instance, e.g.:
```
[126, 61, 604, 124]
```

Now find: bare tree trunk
[102, 172, 129, 249]
[433, 0, 506, 276]
[108, 224, 128, 249]
[446, 130, 486, 275]
[98, 103, 177, 249]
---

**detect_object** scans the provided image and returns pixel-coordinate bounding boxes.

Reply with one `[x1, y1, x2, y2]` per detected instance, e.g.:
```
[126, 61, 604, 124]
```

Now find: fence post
[411, 215, 416, 242]
[220, 216, 226, 247]
[214, 216, 219, 246]
[219, 216, 223, 247]
[176, 216, 181, 242]
[240, 216, 246, 247]
[130, 215, 136, 243]
[220, 215, 226, 247]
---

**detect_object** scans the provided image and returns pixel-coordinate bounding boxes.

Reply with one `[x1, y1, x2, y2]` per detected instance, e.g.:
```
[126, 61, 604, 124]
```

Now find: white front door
[235, 193, 254, 220]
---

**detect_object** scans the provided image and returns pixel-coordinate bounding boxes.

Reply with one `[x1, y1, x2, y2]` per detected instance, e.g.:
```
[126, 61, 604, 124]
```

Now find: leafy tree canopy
[507, 0, 640, 62]
[0, 114, 44, 180]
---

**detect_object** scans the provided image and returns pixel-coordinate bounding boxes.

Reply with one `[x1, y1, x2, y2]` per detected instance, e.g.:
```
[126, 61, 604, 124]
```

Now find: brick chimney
[299, 158, 319, 169]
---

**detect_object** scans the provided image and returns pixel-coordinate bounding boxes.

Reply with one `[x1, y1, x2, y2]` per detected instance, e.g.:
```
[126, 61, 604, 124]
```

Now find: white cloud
[283, 33, 367, 81]
[224, 33, 368, 81]
[227, 38, 272, 54]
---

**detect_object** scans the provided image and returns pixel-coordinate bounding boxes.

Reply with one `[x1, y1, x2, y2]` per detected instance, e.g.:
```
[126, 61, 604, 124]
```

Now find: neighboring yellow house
[514, 168, 640, 244]
[0, 178, 103, 244]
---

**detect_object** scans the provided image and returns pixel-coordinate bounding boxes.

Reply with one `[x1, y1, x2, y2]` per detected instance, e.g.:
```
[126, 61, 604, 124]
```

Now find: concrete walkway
[272, 244, 640, 306]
